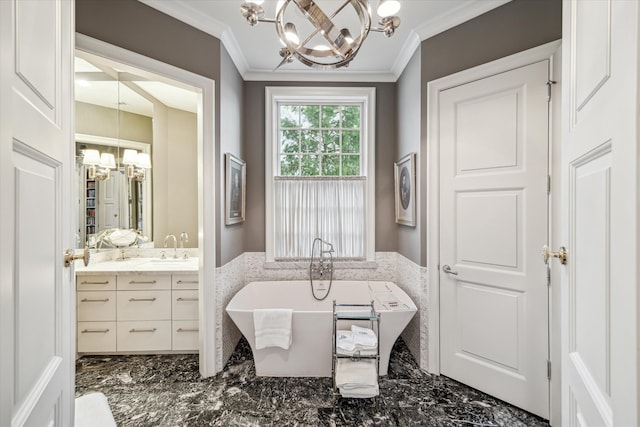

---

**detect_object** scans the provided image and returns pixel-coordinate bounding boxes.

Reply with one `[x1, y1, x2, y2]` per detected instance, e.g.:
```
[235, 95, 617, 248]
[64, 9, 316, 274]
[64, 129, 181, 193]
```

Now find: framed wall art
[225, 153, 246, 225]
[394, 153, 416, 227]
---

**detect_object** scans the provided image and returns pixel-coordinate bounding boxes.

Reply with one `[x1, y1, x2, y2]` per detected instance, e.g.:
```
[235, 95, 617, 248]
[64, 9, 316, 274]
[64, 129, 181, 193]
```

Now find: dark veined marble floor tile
[76, 337, 550, 427]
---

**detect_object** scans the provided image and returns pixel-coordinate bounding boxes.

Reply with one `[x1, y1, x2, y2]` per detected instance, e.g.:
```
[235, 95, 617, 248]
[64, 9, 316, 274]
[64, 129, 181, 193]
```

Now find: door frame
[426, 40, 561, 423]
[75, 34, 218, 377]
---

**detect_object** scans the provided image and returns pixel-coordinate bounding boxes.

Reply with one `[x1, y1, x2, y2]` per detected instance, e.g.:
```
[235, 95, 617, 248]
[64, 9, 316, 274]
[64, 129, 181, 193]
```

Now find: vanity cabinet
[76, 272, 199, 354]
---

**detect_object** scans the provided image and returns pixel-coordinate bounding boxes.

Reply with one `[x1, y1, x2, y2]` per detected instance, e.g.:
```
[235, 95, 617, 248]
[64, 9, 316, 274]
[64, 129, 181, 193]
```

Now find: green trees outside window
[279, 104, 361, 177]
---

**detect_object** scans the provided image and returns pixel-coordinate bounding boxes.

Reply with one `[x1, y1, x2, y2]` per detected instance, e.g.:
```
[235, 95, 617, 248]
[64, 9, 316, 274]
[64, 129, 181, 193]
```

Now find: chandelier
[240, 0, 401, 69]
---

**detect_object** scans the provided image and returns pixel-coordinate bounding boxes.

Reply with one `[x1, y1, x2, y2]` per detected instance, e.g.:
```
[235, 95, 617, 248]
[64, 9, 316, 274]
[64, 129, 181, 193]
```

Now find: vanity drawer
[172, 274, 199, 290]
[77, 291, 116, 321]
[172, 290, 199, 320]
[117, 321, 171, 351]
[117, 290, 171, 321]
[76, 275, 116, 291]
[172, 320, 199, 351]
[117, 274, 171, 291]
[77, 321, 116, 352]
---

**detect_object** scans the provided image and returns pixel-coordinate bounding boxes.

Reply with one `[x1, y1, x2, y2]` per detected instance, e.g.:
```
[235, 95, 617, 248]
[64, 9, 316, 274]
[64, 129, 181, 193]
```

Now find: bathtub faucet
[310, 237, 335, 295]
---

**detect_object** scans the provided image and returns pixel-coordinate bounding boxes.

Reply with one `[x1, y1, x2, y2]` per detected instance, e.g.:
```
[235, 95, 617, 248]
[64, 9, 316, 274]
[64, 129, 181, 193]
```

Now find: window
[265, 87, 375, 262]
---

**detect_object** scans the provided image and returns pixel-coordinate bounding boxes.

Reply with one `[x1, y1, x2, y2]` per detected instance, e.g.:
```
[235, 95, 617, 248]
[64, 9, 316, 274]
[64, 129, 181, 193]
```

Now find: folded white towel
[75, 392, 117, 427]
[339, 384, 379, 398]
[351, 325, 377, 347]
[335, 359, 378, 389]
[253, 308, 293, 350]
[336, 329, 377, 356]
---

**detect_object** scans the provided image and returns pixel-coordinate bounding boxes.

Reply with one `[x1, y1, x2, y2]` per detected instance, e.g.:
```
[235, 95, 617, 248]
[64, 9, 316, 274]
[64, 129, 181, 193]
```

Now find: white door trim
[426, 39, 561, 421]
[75, 34, 218, 377]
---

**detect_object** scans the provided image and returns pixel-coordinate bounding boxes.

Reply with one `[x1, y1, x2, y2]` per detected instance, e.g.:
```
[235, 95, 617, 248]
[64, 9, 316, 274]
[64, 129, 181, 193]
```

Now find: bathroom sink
[149, 258, 190, 263]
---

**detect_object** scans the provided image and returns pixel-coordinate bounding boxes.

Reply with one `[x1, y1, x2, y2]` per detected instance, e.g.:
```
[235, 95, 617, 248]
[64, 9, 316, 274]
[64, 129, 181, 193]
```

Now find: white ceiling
[139, 0, 511, 82]
[75, 56, 199, 117]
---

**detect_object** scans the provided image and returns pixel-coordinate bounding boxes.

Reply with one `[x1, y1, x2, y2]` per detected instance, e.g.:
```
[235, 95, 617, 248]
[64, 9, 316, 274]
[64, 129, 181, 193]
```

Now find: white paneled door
[561, 1, 639, 425]
[439, 60, 550, 418]
[0, 0, 75, 426]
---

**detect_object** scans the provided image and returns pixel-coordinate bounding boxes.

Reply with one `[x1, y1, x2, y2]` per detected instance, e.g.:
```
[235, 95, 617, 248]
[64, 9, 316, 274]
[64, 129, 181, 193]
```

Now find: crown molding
[391, 31, 421, 79]
[414, 0, 512, 41]
[243, 69, 398, 83]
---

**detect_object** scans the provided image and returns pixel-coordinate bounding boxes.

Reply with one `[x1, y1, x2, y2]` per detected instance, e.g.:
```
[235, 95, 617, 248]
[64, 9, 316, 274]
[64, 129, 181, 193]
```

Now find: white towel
[351, 325, 377, 347]
[253, 308, 293, 350]
[339, 384, 379, 398]
[75, 392, 117, 427]
[336, 330, 376, 356]
[335, 359, 378, 389]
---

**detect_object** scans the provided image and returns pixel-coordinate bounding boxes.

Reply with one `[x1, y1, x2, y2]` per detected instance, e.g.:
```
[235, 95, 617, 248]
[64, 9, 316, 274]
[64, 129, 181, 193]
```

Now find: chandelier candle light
[240, 0, 401, 69]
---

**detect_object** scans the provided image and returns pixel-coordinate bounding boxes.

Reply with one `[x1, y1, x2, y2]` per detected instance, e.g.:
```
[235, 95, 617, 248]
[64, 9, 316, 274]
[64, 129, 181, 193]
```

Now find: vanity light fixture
[82, 149, 116, 181]
[122, 149, 152, 181]
[240, 0, 401, 69]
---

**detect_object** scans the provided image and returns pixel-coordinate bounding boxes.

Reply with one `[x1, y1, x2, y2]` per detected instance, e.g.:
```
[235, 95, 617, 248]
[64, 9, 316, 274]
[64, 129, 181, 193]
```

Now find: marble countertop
[75, 255, 199, 274]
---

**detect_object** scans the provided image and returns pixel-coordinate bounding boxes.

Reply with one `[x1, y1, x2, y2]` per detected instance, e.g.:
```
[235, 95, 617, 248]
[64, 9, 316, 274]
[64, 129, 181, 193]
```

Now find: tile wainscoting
[215, 252, 428, 372]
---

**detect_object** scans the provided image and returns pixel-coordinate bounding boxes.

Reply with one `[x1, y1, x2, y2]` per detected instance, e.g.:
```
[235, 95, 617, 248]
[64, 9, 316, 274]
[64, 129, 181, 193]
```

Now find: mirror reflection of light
[77, 79, 91, 87]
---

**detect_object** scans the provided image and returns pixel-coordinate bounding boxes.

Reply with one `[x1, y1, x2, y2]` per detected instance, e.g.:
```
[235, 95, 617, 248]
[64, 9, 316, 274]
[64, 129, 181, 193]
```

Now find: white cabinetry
[76, 272, 199, 353]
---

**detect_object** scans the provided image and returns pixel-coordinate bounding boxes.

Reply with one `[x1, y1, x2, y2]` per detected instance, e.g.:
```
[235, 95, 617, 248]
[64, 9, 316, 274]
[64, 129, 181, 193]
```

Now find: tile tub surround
[217, 252, 427, 372]
[75, 337, 549, 426]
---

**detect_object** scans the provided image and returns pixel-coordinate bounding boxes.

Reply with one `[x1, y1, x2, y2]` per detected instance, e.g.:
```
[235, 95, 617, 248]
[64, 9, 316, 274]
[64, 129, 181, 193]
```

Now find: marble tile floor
[75, 338, 550, 427]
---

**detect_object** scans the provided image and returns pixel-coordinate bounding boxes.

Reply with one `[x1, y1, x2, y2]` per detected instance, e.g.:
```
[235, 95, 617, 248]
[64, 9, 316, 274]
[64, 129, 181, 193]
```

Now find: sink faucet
[180, 232, 189, 259]
[164, 234, 177, 259]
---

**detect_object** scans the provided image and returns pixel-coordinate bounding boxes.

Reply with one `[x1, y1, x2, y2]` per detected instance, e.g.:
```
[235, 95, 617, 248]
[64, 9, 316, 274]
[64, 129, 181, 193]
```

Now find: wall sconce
[82, 149, 116, 180]
[122, 149, 152, 181]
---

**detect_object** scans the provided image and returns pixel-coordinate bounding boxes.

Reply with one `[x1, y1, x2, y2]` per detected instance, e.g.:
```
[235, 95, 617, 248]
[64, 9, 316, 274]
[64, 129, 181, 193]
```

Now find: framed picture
[394, 153, 416, 227]
[225, 153, 246, 225]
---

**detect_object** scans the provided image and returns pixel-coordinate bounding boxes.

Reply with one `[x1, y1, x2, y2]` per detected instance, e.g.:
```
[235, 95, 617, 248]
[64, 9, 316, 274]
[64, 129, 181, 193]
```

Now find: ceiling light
[377, 0, 400, 18]
[240, 0, 401, 69]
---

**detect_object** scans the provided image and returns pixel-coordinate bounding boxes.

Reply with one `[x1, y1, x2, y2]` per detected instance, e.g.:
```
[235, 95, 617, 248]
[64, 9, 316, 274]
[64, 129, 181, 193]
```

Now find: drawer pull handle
[176, 280, 198, 284]
[129, 328, 157, 333]
[176, 297, 198, 302]
[81, 328, 110, 333]
[129, 297, 156, 302]
[177, 328, 199, 332]
[80, 280, 110, 285]
[81, 298, 110, 303]
[129, 280, 157, 284]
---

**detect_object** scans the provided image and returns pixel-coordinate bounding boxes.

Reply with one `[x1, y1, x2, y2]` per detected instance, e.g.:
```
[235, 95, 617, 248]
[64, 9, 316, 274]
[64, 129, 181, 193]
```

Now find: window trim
[265, 86, 376, 263]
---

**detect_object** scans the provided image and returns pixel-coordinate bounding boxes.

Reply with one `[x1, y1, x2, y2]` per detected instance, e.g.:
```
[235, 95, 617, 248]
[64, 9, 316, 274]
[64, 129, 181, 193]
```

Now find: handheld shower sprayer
[310, 237, 334, 301]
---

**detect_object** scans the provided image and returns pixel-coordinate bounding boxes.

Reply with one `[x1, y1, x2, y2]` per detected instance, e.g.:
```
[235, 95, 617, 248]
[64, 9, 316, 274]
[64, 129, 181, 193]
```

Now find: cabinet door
[117, 320, 171, 351]
[117, 290, 171, 321]
[77, 291, 116, 321]
[172, 274, 199, 290]
[117, 274, 171, 291]
[77, 274, 116, 291]
[78, 322, 117, 353]
[172, 320, 199, 351]
[172, 290, 199, 320]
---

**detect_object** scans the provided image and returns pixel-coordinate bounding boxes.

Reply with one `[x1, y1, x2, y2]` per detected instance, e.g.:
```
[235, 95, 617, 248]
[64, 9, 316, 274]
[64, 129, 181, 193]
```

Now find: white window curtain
[274, 178, 366, 259]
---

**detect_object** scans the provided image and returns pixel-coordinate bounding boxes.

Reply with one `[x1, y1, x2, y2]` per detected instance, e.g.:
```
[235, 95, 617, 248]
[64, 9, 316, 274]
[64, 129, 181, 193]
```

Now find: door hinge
[547, 175, 551, 195]
[547, 266, 551, 287]
[547, 360, 552, 380]
[547, 80, 557, 102]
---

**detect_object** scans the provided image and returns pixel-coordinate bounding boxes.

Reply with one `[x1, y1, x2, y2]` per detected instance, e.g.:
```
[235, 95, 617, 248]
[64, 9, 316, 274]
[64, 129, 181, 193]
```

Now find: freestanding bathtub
[226, 280, 417, 377]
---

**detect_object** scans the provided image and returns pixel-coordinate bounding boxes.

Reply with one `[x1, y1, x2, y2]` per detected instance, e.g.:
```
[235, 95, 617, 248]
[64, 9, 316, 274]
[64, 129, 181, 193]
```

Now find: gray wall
[242, 81, 398, 254]
[396, 47, 422, 265]
[218, 46, 245, 265]
[395, 0, 562, 266]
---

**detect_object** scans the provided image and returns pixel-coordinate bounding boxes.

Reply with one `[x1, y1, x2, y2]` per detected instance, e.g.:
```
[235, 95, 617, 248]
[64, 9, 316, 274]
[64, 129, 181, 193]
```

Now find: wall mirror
[75, 51, 198, 249]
